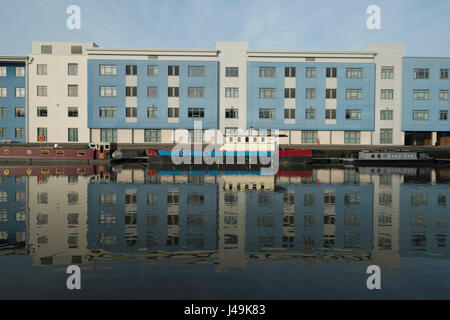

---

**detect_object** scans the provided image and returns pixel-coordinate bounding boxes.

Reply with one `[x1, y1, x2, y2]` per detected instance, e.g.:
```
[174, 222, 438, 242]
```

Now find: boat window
[246, 137, 249, 143]
[56, 169, 65, 175]
[77, 168, 86, 175]
[56, 150, 64, 156]
[41, 150, 50, 156]
[77, 151, 86, 157]
[237, 137, 241, 142]
[40, 168, 50, 174]
[261, 137, 265, 143]
[377, 154, 381, 158]
[371, 154, 375, 159]
[229, 137, 233, 143]
[253, 137, 257, 142]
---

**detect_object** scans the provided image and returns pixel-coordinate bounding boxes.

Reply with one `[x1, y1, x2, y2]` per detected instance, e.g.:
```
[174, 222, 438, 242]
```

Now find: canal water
[1, 165, 450, 299]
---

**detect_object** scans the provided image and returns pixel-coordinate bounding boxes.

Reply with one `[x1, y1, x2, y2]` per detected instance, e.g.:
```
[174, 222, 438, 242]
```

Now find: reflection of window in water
[378, 233, 392, 250]
[40, 256, 53, 266]
[0, 231, 7, 240]
[301, 171, 318, 184]
[68, 175, 78, 184]
[166, 235, 179, 246]
[438, 195, 447, 207]
[99, 233, 116, 247]
[345, 214, 360, 226]
[282, 236, 294, 248]
[411, 234, 427, 251]
[99, 212, 115, 226]
[187, 235, 205, 249]
[304, 194, 315, 206]
[411, 215, 427, 227]
[37, 176, 48, 184]
[37, 235, 48, 244]
[37, 192, 48, 204]
[99, 193, 117, 205]
[147, 175, 161, 184]
[224, 234, 238, 245]
[188, 175, 204, 184]
[0, 191, 8, 203]
[304, 235, 315, 249]
[304, 215, 315, 228]
[344, 233, 360, 248]
[167, 190, 179, 207]
[378, 215, 392, 227]
[168, 214, 179, 226]
[37, 214, 48, 225]
[68, 192, 79, 206]
[67, 213, 79, 225]
[187, 193, 204, 206]
[72, 256, 82, 264]
[15, 191, 25, 202]
[344, 170, 360, 184]
[379, 193, 392, 207]
[147, 215, 158, 226]
[323, 235, 335, 248]
[125, 193, 137, 205]
[344, 193, 360, 206]
[146, 233, 158, 247]
[411, 193, 427, 206]
[0, 212, 6, 222]
[283, 215, 294, 228]
[187, 214, 204, 226]
[224, 192, 238, 207]
[258, 192, 274, 207]
[224, 215, 238, 226]
[257, 215, 275, 228]
[15, 176, 26, 183]
[437, 215, 447, 228]
[147, 193, 157, 207]
[324, 215, 335, 225]
[68, 234, 78, 249]
[125, 233, 138, 246]
[283, 191, 295, 206]
[437, 234, 447, 248]
[259, 236, 275, 248]
[15, 232, 26, 242]
[379, 174, 392, 185]
[125, 212, 137, 225]
[324, 192, 336, 206]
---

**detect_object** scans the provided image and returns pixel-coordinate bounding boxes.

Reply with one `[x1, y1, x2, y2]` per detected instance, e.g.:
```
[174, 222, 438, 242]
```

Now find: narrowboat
[345, 150, 434, 166]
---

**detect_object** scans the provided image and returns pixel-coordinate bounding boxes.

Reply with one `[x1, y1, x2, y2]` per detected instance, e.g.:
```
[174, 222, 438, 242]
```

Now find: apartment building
[0, 56, 27, 142]
[28, 41, 96, 143]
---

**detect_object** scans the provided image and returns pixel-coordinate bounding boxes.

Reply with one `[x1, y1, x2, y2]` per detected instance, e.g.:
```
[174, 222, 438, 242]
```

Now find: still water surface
[1, 165, 450, 299]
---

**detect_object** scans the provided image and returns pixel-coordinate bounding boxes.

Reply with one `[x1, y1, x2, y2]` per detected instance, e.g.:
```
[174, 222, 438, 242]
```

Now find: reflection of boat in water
[345, 150, 434, 166]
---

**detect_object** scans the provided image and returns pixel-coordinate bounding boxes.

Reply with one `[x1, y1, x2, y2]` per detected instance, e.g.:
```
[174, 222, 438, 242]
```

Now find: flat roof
[0, 56, 28, 62]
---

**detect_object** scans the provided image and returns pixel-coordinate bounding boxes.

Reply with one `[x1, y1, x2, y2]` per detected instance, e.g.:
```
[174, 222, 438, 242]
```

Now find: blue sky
[0, 0, 449, 56]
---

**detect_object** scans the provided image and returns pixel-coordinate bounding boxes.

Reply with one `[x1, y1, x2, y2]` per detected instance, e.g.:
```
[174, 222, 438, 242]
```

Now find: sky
[0, 0, 449, 56]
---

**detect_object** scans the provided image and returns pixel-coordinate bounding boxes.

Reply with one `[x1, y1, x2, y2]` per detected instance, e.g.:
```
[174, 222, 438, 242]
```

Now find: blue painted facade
[402, 57, 450, 132]
[88, 60, 219, 130]
[247, 62, 375, 131]
[0, 61, 26, 142]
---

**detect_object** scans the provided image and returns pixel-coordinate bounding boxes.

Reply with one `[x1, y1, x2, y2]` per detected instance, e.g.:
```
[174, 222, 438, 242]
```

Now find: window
[306, 67, 316, 78]
[168, 87, 179, 97]
[188, 66, 205, 77]
[225, 108, 239, 119]
[145, 129, 161, 142]
[259, 108, 276, 119]
[168, 65, 179, 76]
[326, 67, 337, 78]
[68, 85, 78, 97]
[225, 67, 239, 77]
[380, 110, 394, 120]
[345, 109, 362, 120]
[381, 89, 394, 100]
[99, 107, 116, 118]
[147, 106, 158, 118]
[225, 87, 239, 98]
[285, 67, 296, 77]
[0, 107, 6, 117]
[126, 107, 137, 118]
[302, 131, 318, 144]
[148, 65, 158, 76]
[99, 64, 117, 75]
[259, 88, 276, 99]
[413, 110, 429, 120]
[285, 88, 296, 99]
[305, 108, 316, 120]
[188, 108, 204, 118]
[284, 109, 295, 119]
[0, 128, 6, 138]
[15, 107, 25, 118]
[37, 107, 48, 117]
[15, 88, 25, 98]
[41, 45, 52, 54]
[147, 86, 158, 98]
[440, 110, 448, 121]
[0, 66, 6, 77]
[188, 130, 204, 143]
[68, 63, 78, 76]
[259, 67, 276, 77]
[188, 87, 205, 98]
[344, 131, 360, 144]
[414, 68, 429, 79]
[325, 109, 336, 120]
[15, 128, 25, 139]
[15, 67, 25, 77]
[413, 89, 429, 100]
[440, 90, 449, 100]
[380, 129, 393, 144]
[68, 128, 78, 142]
[100, 86, 116, 97]
[346, 68, 362, 79]
[305, 88, 315, 99]
[100, 129, 117, 142]
[441, 69, 449, 80]
[326, 89, 336, 99]
[37, 64, 48, 75]
[125, 86, 137, 97]
[126, 65, 137, 75]
[346, 89, 362, 100]
[381, 67, 394, 79]
[71, 45, 82, 54]
[68, 107, 78, 117]
[168, 107, 179, 118]
[37, 128, 47, 141]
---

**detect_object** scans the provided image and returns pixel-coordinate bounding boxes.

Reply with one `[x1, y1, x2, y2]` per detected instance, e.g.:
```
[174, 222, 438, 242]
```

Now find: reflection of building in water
[27, 175, 89, 266]
[0, 176, 27, 252]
